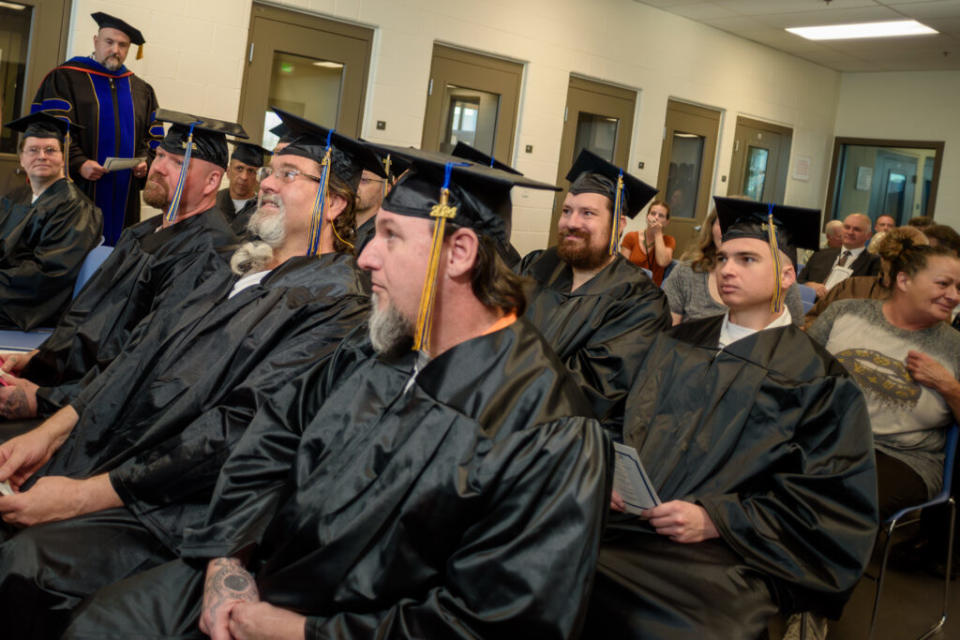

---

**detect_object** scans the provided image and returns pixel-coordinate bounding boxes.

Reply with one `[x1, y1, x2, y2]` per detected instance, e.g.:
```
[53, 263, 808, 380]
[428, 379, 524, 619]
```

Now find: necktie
[837, 250, 852, 267]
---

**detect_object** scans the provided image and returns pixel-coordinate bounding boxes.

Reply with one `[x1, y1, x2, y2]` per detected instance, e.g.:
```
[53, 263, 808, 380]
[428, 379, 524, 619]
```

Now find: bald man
[798, 213, 880, 298]
[824, 220, 843, 248]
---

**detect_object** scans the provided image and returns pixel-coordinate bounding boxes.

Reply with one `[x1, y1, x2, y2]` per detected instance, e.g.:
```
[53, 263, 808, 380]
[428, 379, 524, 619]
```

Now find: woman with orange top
[620, 200, 675, 285]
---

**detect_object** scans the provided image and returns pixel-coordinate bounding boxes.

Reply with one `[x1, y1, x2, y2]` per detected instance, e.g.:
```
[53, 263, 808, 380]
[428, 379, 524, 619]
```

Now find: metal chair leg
[868, 518, 899, 640]
[918, 496, 956, 640]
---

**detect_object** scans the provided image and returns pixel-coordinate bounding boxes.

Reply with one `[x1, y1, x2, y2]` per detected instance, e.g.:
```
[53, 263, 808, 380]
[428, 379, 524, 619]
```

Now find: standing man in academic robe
[216, 141, 270, 235]
[60, 151, 611, 640]
[0, 112, 101, 330]
[519, 149, 671, 429]
[32, 12, 162, 245]
[585, 198, 878, 639]
[0, 110, 243, 422]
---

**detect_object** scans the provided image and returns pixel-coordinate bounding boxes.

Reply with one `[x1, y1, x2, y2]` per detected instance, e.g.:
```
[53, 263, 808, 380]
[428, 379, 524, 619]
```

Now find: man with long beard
[518, 149, 671, 430]
[60, 151, 611, 640]
[0, 110, 378, 639]
[0, 110, 242, 424]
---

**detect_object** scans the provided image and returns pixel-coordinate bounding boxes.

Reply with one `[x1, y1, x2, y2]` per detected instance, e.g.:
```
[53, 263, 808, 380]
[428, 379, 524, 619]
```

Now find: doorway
[656, 99, 721, 255]
[420, 44, 522, 162]
[239, 3, 373, 146]
[728, 116, 791, 204]
[0, 0, 72, 194]
[548, 75, 636, 244]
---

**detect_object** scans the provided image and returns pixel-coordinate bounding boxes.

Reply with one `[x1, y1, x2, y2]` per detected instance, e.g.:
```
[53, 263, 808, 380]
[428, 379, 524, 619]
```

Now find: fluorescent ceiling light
[786, 20, 937, 41]
[312, 61, 343, 69]
[0, 1, 28, 9]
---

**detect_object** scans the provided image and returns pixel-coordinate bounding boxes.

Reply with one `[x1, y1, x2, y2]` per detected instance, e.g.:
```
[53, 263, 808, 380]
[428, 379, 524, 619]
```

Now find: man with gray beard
[62, 151, 611, 640]
[0, 110, 379, 638]
[0, 110, 242, 426]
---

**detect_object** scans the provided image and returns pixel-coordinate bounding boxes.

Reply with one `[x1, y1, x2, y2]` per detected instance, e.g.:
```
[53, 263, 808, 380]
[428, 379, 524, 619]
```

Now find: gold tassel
[766, 213, 786, 313]
[306, 147, 332, 256]
[608, 172, 624, 255]
[413, 188, 457, 352]
[136, 44, 143, 60]
[382, 154, 392, 200]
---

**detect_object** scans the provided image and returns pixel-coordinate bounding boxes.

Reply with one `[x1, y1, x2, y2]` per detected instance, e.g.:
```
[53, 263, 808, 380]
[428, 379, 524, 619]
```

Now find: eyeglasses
[258, 166, 322, 184]
[23, 146, 62, 157]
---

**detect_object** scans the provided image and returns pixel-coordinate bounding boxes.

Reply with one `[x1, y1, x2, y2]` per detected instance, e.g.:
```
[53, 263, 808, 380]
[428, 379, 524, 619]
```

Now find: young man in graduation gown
[518, 149, 671, 429]
[61, 152, 612, 640]
[0, 112, 101, 330]
[217, 141, 270, 235]
[0, 110, 243, 422]
[584, 197, 879, 640]
[32, 12, 162, 245]
[0, 111, 379, 639]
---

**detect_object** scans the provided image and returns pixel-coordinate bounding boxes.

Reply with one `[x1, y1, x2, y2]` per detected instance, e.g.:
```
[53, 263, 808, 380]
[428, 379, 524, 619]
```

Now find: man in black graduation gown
[519, 149, 671, 429]
[584, 197, 878, 640]
[0, 110, 243, 422]
[0, 112, 101, 330]
[32, 12, 162, 246]
[62, 151, 612, 640]
[0, 111, 381, 639]
[353, 146, 410, 254]
[216, 141, 270, 235]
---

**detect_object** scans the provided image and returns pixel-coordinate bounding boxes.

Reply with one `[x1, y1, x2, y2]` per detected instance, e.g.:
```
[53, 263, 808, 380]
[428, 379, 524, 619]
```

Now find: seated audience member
[217, 141, 270, 235]
[924, 223, 960, 255]
[0, 113, 101, 330]
[0, 110, 243, 420]
[798, 212, 880, 298]
[519, 149, 671, 428]
[63, 153, 611, 640]
[824, 218, 844, 248]
[585, 196, 878, 639]
[808, 238, 960, 519]
[0, 110, 378, 638]
[803, 227, 928, 329]
[354, 148, 410, 254]
[875, 214, 896, 234]
[662, 207, 804, 325]
[620, 199, 675, 285]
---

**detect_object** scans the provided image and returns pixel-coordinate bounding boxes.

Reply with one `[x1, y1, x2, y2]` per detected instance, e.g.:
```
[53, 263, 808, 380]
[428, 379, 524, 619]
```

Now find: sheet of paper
[103, 156, 146, 172]
[0, 480, 13, 497]
[613, 442, 660, 515]
[823, 265, 853, 292]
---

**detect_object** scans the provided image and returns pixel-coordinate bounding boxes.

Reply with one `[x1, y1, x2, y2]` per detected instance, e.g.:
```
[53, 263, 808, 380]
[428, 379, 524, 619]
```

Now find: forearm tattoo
[0, 388, 31, 419]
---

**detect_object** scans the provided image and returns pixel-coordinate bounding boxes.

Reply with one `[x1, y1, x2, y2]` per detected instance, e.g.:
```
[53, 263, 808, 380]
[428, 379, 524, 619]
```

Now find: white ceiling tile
[667, 2, 740, 19]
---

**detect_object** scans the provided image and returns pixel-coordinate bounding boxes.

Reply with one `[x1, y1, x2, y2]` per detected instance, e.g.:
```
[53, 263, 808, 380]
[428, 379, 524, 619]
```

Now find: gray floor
[829, 562, 959, 639]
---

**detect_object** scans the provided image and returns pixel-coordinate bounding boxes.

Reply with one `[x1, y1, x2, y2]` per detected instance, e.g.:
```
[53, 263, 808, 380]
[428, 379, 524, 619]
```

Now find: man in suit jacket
[799, 213, 879, 298]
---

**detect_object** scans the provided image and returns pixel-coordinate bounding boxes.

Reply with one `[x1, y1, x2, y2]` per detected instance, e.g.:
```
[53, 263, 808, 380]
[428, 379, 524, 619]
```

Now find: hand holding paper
[612, 442, 660, 515]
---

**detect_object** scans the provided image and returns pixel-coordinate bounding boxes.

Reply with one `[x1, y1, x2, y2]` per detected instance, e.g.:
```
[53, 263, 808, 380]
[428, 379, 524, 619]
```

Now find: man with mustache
[31, 12, 162, 245]
[518, 150, 671, 429]
[0, 111, 376, 639]
[61, 152, 611, 640]
[0, 110, 241, 425]
[0, 112, 101, 330]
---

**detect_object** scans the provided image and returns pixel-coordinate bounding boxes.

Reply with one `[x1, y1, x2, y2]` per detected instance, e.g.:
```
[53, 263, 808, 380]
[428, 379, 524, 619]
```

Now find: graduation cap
[714, 195, 821, 313]
[271, 108, 386, 256]
[8, 111, 84, 180]
[452, 141, 521, 175]
[269, 122, 294, 146]
[229, 141, 271, 168]
[154, 109, 248, 223]
[565, 149, 658, 256]
[380, 147, 559, 351]
[91, 12, 146, 59]
[359, 141, 418, 201]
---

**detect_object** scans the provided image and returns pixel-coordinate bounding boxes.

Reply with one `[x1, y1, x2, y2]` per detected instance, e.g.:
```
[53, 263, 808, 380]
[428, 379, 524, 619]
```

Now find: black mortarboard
[155, 109, 247, 222]
[451, 141, 521, 175]
[269, 122, 294, 146]
[271, 107, 386, 190]
[91, 12, 145, 59]
[229, 141, 271, 168]
[565, 149, 657, 220]
[5, 111, 81, 141]
[714, 196, 821, 267]
[360, 141, 414, 182]
[155, 108, 246, 170]
[380, 149, 559, 352]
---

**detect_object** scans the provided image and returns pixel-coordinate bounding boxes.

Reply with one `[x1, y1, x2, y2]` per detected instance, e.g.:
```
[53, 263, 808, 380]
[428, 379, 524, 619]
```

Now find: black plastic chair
[868, 422, 959, 640]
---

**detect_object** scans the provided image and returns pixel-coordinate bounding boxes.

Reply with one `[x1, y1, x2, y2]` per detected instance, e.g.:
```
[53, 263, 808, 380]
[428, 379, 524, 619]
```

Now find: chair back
[796, 284, 817, 314]
[72, 245, 114, 298]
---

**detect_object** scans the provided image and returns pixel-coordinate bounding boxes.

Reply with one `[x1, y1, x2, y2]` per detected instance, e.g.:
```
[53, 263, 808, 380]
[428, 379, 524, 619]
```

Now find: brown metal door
[656, 100, 721, 256]
[548, 76, 636, 245]
[239, 4, 373, 146]
[728, 116, 792, 204]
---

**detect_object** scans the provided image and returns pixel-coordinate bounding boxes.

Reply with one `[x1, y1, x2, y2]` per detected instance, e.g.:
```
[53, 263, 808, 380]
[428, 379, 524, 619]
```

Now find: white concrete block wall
[67, 0, 856, 250]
